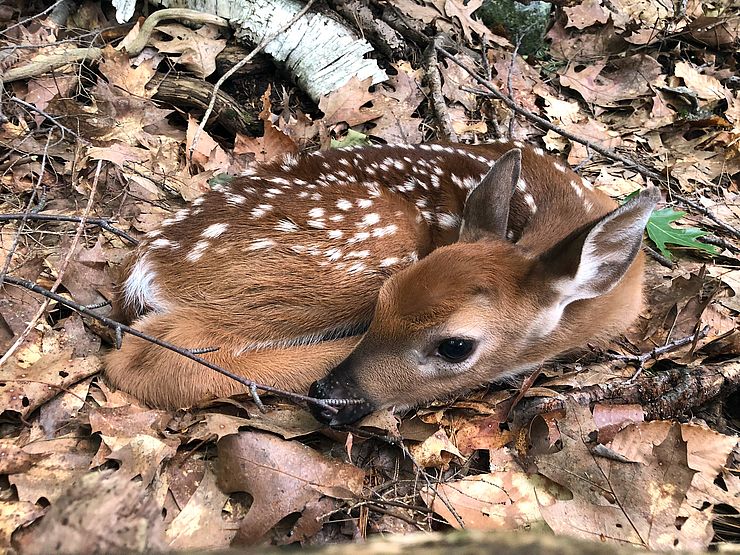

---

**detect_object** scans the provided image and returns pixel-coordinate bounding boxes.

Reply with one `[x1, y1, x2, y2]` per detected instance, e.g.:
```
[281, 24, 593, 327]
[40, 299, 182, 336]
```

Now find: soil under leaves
[0, 0, 739, 552]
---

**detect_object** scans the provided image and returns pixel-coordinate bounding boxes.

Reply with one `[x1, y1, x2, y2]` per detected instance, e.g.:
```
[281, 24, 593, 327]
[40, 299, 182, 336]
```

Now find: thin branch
[1, 0, 64, 36]
[0, 213, 139, 245]
[423, 36, 457, 142]
[644, 245, 675, 269]
[190, 0, 318, 156]
[609, 325, 710, 365]
[10, 97, 89, 144]
[0, 131, 51, 287]
[0, 160, 103, 366]
[439, 48, 740, 240]
[0, 276, 358, 413]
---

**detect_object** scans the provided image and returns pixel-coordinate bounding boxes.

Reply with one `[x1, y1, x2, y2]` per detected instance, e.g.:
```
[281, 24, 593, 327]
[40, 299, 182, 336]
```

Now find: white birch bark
[147, 0, 388, 101]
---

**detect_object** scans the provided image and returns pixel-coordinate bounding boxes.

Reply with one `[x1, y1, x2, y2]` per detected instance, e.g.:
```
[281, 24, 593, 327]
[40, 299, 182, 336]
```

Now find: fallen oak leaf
[215, 430, 364, 545]
[646, 207, 719, 259]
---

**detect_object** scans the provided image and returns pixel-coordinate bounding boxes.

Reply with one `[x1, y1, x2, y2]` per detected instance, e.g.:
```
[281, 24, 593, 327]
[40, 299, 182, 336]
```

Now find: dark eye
[436, 338, 475, 363]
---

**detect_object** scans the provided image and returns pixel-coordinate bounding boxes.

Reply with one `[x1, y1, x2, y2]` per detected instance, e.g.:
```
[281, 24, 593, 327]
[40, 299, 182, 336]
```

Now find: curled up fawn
[105, 141, 659, 424]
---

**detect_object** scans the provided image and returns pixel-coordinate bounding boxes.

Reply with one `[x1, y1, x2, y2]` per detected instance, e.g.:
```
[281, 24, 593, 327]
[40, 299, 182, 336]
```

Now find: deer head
[309, 152, 660, 425]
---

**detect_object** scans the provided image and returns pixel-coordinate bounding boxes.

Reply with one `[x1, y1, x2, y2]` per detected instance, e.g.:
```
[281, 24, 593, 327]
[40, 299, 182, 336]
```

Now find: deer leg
[104, 309, 361, 409]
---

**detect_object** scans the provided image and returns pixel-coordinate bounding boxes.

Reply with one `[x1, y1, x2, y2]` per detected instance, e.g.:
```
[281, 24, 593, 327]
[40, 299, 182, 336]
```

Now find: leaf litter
[0, 0, 738, 552]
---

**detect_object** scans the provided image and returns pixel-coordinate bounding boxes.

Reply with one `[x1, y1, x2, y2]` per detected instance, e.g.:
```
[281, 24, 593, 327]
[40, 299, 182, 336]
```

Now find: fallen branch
[510, 360, 740, 427]
[0, 276, 363, 414]
[0, 213, 139, 245]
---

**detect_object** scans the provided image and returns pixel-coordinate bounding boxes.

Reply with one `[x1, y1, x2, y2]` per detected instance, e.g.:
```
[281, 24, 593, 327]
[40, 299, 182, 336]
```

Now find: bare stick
[190, 0, 318, 156]
[0, 213, 139, 245]
[0, 276, 355, 413]
[0, 131, 50, 287]
[423, 36, 457, 142]
[609, 325, 710, 365]
[0, 160, 103, 366]
[10, 97, 88, 144]
[439, 48, 740, 240]
[1, 0, 64, 36]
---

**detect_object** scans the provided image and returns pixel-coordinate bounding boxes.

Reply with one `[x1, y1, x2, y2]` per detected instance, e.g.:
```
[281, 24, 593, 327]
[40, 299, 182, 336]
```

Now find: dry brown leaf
[21, 471, 165, 554]
[235, 86, 297, 164]
[564, 0, 610, 30]
[89, 405, 177, 486]
[98, 45, 159, 98]
[0, 501, 45, 549]
[408, 428, 462, 468]
[150, 23, 226, 79]
[165, 464, 235, 550]
[10, 436, 97, 504]
[216, 431, 364, 545]
[319, 76, 381, 128]
[674, 61, 725, 102]
[559, 55, 663, 107]
[369, 61, 424, 143]
[422, 471, 559, 530]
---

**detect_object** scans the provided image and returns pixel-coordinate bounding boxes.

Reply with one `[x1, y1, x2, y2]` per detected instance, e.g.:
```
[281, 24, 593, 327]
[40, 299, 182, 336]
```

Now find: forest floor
[0, 0, 739, 552]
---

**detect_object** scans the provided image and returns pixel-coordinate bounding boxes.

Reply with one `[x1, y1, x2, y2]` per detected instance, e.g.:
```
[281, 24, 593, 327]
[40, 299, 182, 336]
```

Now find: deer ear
[542, 186, 660, 305]
[459, 149, 521, 242]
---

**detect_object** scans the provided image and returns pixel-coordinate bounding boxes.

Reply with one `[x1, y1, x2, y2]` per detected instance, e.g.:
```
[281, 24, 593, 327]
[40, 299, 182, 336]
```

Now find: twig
[0, 160, 103, 367]
[423, 36, 457, 142]
[0, 276, 357, 414]
[0, 213, 139, 245]
[699, 235, 739, 254]
[0, 131, 50, 287]
[10, 97, 88, 144]
[190, 0, 318, 156]
[644, 245, 675, 269]
[669, 192, 740, 241]
[438, 47, 740, 240]
[1, 0, 64, 36]
[609, 325, 710, 366]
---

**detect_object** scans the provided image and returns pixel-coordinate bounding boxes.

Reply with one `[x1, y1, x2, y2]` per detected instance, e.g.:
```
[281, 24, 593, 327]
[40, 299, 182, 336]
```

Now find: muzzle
[308, 359, 375, 426]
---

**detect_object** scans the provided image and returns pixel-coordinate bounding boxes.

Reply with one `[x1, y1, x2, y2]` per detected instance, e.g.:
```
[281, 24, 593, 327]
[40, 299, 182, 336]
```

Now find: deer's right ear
[459, 148, 521, 243]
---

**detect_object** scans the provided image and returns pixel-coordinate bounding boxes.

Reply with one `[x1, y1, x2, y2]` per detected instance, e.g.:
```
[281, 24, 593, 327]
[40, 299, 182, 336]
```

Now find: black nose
[308, 377, 374, 426]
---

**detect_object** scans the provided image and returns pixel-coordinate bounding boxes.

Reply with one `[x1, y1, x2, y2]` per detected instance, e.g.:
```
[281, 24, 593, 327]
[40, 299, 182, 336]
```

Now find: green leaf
[646, 207, 719, 259]
[331, 129, 369, 150]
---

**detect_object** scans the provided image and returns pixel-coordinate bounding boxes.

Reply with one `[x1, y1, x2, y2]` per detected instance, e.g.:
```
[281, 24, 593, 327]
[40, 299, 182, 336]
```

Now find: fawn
[105, 141, 659, 423]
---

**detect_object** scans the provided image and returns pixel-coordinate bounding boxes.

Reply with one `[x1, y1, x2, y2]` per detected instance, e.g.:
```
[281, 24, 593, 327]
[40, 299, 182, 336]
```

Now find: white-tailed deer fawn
[105, 141, 659, 422]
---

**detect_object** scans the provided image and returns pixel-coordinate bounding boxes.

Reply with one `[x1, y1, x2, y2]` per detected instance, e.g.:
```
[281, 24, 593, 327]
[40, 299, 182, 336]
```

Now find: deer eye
[436, 338, 475, 363]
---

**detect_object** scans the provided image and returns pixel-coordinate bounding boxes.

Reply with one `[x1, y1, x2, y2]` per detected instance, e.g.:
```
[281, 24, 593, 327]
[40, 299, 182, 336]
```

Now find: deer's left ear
[459, 149, 521, 242]
[541, 186, 660, 304]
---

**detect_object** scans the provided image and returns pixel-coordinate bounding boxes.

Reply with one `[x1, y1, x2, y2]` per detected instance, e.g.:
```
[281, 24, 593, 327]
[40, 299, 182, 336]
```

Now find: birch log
[149, 0, 388, 102]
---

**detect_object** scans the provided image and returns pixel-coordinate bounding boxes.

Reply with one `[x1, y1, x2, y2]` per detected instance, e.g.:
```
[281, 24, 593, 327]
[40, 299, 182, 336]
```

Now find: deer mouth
[308, 377, 375, 426]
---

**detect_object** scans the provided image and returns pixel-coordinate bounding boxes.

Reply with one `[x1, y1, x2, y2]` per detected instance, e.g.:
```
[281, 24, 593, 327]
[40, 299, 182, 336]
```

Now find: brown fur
[105, 141, 647, 410]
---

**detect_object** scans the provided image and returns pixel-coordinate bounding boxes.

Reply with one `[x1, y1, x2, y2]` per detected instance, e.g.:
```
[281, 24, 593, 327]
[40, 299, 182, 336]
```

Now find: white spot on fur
[359, 213, 380, 227]
[307, 220, 326, 229]
[379, 257, 399, 267]
[357, 199, 373, 208]
[145, 229, 162, 238]
[276, 219, 299, 232]
[328, 229, 343, 239]
[524, 193, 538, 214]
[570, 180, 584, 198]
[345, 250, 370, 259]
[533, 147, 545, 156]
[202, 223, 229, 238]
[581, 177, 594, 190]
[372, 224, 398, 238]
[149, 238, 174, 249]
[192, 197, 205, 206]
[516, 178, 527, 192]
[438, 213, 461, 229]
[329, 214, 345, 222]
[336, 199, 352, 211]
[187, 240, 209, 262]
[309, 207, 325, 218]
[347, 262, 366, 274]
[251, 204, 273, 218]
[248, 239, 275, 250]
[225, 193, 247, 206]
[554, 162, 566, 173]
[325, 247, 342, 261]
